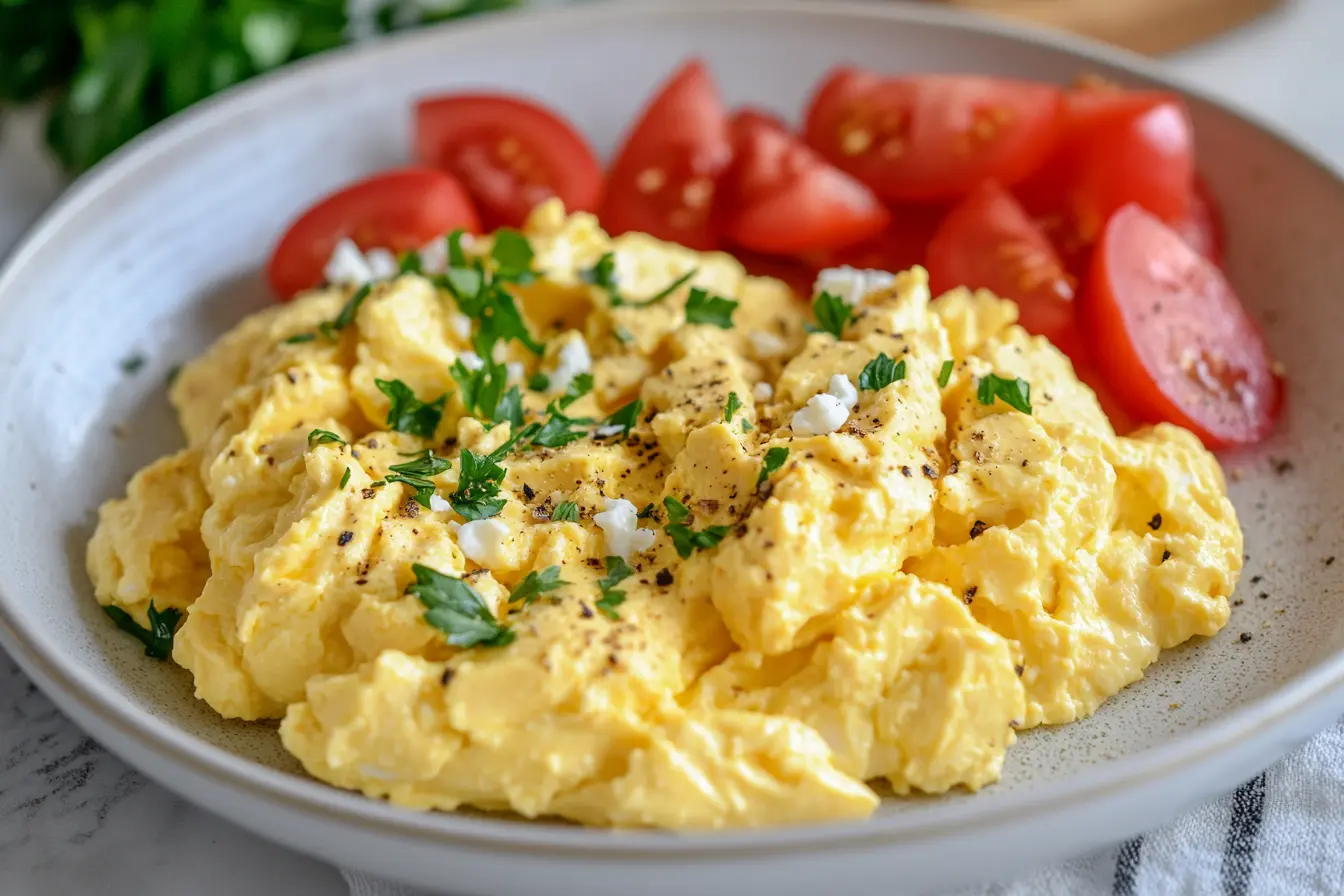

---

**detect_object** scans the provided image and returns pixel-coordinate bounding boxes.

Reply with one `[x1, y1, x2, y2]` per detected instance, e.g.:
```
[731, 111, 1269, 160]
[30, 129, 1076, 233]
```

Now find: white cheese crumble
[791, 393, 849, 436]
[593, 498, 656, 560]
[826, 373, 859, 410]
[419, 237, 448, 274]
[365, 248, 398, 282]
[506, 361, 525, 384]
[457, 518, 510, 568]
[593, 423, 626, 439]
[549, 334, 592, 396]
[813, 266, 895, 307]
[749, 330, 789, 358]
[753, 382, 774, 402]
[324, 238, 376, 286]
[429, 494, 452, 513]
[458, 351, 485, 372]
[448, 313, 472, 341]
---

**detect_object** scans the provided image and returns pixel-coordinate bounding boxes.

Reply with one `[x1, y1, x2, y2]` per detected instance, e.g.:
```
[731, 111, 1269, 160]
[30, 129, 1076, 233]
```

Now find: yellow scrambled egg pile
[87, 200, 1241, 829]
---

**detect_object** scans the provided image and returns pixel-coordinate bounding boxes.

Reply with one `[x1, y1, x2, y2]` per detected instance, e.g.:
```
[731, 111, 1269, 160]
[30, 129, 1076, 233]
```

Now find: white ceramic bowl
[2, 3, 1342, 894]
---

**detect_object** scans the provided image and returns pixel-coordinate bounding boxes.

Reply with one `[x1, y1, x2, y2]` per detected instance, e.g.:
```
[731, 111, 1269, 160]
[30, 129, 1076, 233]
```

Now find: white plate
[1, 2, 1342, 894]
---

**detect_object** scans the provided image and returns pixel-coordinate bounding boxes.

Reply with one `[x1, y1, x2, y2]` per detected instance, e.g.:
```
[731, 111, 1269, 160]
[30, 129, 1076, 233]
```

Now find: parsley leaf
[408, 564, 513, 648]
[977, 373, 1033, 414]
[105, 601, 182, 660]
[684, 287, 738, 328]
[724, 392, 742, 423]
[450, 449, 508, 520]
[474, 291, 544, 358]
[580, 252, 622, 304]
[551, 501, 580, 522]
[530, 404, 592, 449]
[623, 268, 698, 309]
[559, 372, 593, 409]
[307, 428, 345, 447]
[451, 358, 509, 423]
[758, 446, 789, 487]
[636, 503, 659, 520]
[938, 359, 955, 388]
[741, 419, 753, 432]
[509, 566, 567, 605]
[437, 236, 543, 357]
[376, 379, 447, 438]
[283, 332, 316, 345]
[808, 291, 852, 339]
[596, 556, 634, 620]
[527, 372, 550, 392]
[597, 399, 643, 440]
[389, 453, 452, 479]
[398, 249, 422, 275]
[339, 466, 351, 489]
[325, 283, 372, 336]
[491, 229, 539, 283]
[447, 230, 469, 268]
[493, 386, 526, 430]
[662, 496, 730, 559]
[858, 353, 906, 391]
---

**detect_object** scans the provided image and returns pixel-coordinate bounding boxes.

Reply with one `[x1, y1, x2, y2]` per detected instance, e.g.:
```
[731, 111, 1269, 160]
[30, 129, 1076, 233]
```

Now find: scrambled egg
[87, 200, 1240, 829]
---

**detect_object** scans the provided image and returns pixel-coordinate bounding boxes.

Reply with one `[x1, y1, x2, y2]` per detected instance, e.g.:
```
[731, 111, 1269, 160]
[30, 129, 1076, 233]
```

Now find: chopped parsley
[435, 231, 543, 357]
[723, 392, 742, 423]
[493, 386, 526, 430]
[450, 449, 508, 520]
[509, 566, 567, 605]
[976, 373, 1033, 414]
[385, 452, 452, 509]
[741, 419, 753, 432]
[105, 601, 181, 660]
[490, 228, 540, 283]
[636, 503, 659, 520]
[447, 229, 469, 268]
[598, 399, 643, 440]
[758, 446, 789, 487]
[321, 283, 372, 339]
[858, 353, 906, 391]
[527, 371, 551, 392]
[408, 563, 513, 648]
[376, 378, 447, 438]
[451, 358, 510, 424]
[808, 291, 852, 339]
[397, 249, 422, 275]
[938, 359, 955, 388]
[662, 496, 731, 559]
[529, 403, 592, 449]
[339, 467, 351, 489]
[596, 556, 634, 620]
[551, 501, 580, 522]
[582, 252, 699, 309]
[120, 353, 146, 375]
[283, 332, 317, 345]
[625, 267, 697, 308]
[558, 372, 594, 409]
[683, 287, 738, 328]
[613, 324, 635, 344]
[307, 428, 345, 447]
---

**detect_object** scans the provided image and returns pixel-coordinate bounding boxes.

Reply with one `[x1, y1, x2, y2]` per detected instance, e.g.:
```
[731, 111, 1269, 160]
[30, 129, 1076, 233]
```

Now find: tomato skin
[800, 203, 946, 274]
[1081, 204, 1281, 447]
[716, 110, 889, 254]
[266, 167, 480, 300]
[413, 93, 602, 229]
[600, 59, 732, 250]
[803, 68, 1064, 202]
[926, 181, 1075, 342]
[1020, 89, 1194, 244]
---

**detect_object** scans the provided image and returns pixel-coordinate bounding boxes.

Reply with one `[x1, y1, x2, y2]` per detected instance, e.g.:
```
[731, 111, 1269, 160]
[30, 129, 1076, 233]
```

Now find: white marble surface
[2, 1, 1342, 893]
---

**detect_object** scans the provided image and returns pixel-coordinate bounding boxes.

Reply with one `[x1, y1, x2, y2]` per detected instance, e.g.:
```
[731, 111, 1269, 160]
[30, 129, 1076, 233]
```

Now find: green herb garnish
[339, 466, 351, 489]
[450, 448, 508, 520]
[595, 556, 634, 620]
[757, 446, 789, 488]
[529, 403, 593, 449]
[808, 291, 852, 339]
[723, 392, 742, 423]
[636, 503, 658, 520]
[858, 353, 906, 392]
[120, 353, 146, 375]
[451, 358, 509, 423]
[307, 428, 345, 447]
[580, 252, 621, 303]
[324, 282, 372, 337]
[597, 399, 643, 440]
[741, 419, 753, 432]
[408, 563, 513, 648]
[382, 452, 451, 508]
[509, 566, 567, 605]
[527, 372, 550, 392]
[283, 332, 317, 345]
[436, 233, 544, 357]
[558, 372, 593, 409]
[976, 373, 1033, 414]
[105, 601, 181, 660]
[376, 378, 447, 438]
[551, 501, 580, 522]
[490, 229, 539, 283]
[662, 496, 731, 559]
[493, 386, 525, 430]
[683, 287, 738, 329]
[398, 249, 422, 275]
[938, 359, 955, 388]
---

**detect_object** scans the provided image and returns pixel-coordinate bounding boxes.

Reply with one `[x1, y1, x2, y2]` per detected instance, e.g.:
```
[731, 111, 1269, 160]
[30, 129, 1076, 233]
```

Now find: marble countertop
[3, 1, 1342, 893]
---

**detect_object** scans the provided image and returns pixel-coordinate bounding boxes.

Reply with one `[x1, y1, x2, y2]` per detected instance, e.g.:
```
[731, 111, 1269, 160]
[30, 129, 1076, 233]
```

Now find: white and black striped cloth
[343, 717, 1344, 896]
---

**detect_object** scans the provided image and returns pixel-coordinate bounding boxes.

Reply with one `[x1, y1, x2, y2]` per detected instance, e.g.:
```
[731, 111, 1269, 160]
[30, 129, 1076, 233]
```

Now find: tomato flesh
[804, 69, 1063, 202]
[266, 167, 480, 300]
[414, 93, 602, 229]
[926, 181, 1075, 342]
[716, 110, 888, 254]
[1082, 203, 1280, 447]
[600, 60, 732, 250]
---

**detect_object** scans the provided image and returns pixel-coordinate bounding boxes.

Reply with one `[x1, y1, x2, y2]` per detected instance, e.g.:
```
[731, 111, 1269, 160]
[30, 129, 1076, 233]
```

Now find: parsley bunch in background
[0, 0, 519, 173]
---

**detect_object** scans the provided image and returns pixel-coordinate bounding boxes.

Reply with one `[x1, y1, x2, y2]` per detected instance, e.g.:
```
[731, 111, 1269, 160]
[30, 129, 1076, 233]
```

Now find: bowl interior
[1, 0, 1343, 837]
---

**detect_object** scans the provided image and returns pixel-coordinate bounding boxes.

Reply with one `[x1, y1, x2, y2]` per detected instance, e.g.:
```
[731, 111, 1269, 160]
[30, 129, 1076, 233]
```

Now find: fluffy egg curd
[87, 199, 1242, 829]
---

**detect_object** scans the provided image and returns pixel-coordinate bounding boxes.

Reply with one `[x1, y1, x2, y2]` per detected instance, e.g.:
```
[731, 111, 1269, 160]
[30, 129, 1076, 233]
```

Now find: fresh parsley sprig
[662, 497, 731, 559]
[596, 399, 643, 440]
[509, 566, 567, 605]
[558, 372, 594, 409]
[977, 373, 1033, 414]
[858, 353, 906, 391]
[376, 378, 447, 438]
[757, 446, 789, 488]
[808, 291, 853, 339]
[320, 283, 372, 340]
[580, 252, 698, 309]
[723, 392, 742, 423]
[596, 556, 634, 620]
[938, 359, 955, 388]
[308, 428, 346, 447]
[551, 501, 580, 522]
[383, 452, 451, 508]
[684, 288, 738, 329]
[450, 449, 508, 520]
[104, 601, 182, 660]
[408, 563, 513, 648]
[435, 230, 544, 357]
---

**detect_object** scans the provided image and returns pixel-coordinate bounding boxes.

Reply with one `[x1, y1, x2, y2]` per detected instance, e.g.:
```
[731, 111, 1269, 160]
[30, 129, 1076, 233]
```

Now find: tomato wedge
[413, 93, 602, 229]
[800, 204, 946, 274]
[803, 68, 1063, 202]
[1020, 89, 1194, 245]
[266, 167, 480, 300]
[600, 60, 732, 250]
[1082, 204, 1281, 447]
[716, 110, 888, 254]
[926, 181, 1075, 342]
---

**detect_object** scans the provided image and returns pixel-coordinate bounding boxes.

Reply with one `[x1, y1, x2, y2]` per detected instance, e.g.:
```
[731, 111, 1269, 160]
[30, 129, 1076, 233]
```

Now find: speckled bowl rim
[3, 0, 1344, 860]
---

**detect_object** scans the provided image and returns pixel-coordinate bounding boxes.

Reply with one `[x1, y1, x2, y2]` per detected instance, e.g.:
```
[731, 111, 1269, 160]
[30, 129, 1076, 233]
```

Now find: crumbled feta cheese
[448, 313, 472, 341]
[593, 424, 625, 439]
[457, 518, 510, 567]
[826, 373, 859, 410]
[324, 238, 375, 286]
[749, 330, 788, 358]
[791, 393, 849, 436]
[549, 334, 592, 396]
[365, 248, 398, 282]
[429, 494, 452, 513]
[506, 361, 525, 384]
[753, 382, 774, 402]
[813, 266, 895, 306]
[448, 520, 461, 535]
[593, 498, 656, 560]
[419, 236, 448, 274]
[458, 351, 485, 372]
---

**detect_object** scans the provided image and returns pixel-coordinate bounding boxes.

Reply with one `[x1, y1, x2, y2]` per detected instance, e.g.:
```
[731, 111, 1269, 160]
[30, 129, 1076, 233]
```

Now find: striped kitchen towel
[343, 714, 1344, 896]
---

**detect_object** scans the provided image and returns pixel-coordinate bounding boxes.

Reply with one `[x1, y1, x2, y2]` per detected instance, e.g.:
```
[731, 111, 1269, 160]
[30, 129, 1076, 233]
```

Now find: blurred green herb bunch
[0, 0, 518, 173]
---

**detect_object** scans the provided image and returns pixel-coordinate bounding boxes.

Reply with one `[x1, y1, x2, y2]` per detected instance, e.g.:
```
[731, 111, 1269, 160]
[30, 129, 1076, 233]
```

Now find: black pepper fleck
[580, 603, 594, 619]
[1233, 599, 1244, 606]
[655, 569, 674, 588]
[337, 531, 353, 546]
[1250, 575, 1262, 584]
[1258, 592, 1268, 600]
[362, 488, 376, 500]
[1161, 550, 1171, 563]
[969, 520, 988, 539]
[1327, 556, 1337, 567]
[901, 466, 912, 478]
[1149, 513, 1162, 530]
[440, 668, 455, 686]
[1239, 632, 1253, 643]
[1014, 664, 1024, 677]
[921, 464, 938, 480]
[1272, 458, 1294, 476]
[523, 483, 536, 501]
[962, 585, 977, 605]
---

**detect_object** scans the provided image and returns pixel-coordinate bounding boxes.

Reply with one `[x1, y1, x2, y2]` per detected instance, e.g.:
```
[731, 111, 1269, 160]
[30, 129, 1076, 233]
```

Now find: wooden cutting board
[943, 0, 1284, 55]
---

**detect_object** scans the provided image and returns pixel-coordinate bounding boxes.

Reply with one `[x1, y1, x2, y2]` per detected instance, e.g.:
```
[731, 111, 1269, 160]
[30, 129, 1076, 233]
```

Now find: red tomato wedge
[600, 60, 732, 250]
[1082, 204, 1281, 447]
[803, 68, 1064, 202]
[716, 110, 889, 254]
[266, 168, 480, 300]
[800, 204, 946, 274]
[1173, 176, 1224, 264]
[926, 181, 1075, 342]
[732, 248, 817, 298]
[1051, 325, 1140, 435]
[1020, 89, 1194, 245]
[413, 93, 602, 229]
